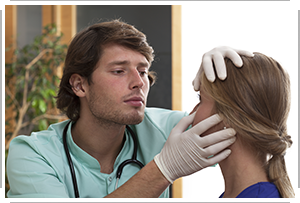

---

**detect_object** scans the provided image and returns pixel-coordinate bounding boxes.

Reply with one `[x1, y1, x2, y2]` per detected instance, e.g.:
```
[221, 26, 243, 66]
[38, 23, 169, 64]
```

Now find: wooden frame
[171, 5, 182, 198]
[5, 5, 17, 141]
[42, 5, 76, 78]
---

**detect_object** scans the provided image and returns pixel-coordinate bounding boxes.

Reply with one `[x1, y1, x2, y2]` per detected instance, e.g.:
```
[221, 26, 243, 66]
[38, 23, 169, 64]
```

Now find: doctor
[7, 20, 253, 198]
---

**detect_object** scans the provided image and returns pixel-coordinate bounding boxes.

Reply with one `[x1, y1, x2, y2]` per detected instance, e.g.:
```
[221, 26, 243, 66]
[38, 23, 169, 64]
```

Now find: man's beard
[88, 91, 145, 127]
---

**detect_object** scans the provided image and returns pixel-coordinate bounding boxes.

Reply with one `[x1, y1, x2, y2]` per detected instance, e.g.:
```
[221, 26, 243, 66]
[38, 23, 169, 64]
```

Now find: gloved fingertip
[224, 149, 232, 156]
[210, 114, 223, 124]
[224, 128, 236, 137]
[218, 73, 227, 80]
[235, 60, 244, 68]
[192, 80, 200, 91]
[229, 136, 236, 143]
[189, 111, 196, 117]
[211, 114, 222, 122]
[242, 51, 254, 58]
[228, 128, 237, 136]
[207, 75, 216, 82]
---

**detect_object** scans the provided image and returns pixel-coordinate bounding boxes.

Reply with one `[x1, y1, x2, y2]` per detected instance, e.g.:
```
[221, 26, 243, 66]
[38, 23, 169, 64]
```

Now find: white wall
[181, 1, 298, 200]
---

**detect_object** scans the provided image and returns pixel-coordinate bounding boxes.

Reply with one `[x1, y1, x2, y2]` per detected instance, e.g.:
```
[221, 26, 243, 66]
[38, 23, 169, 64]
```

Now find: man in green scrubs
[7, 20, 252, 198]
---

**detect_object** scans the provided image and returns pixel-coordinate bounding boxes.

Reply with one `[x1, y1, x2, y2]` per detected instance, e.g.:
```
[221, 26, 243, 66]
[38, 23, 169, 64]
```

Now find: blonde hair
[200, 52, 294, 198]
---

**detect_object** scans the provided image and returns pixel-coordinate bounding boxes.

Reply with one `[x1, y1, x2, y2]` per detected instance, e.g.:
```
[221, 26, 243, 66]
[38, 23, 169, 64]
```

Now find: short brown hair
[56, 20, 156, 122]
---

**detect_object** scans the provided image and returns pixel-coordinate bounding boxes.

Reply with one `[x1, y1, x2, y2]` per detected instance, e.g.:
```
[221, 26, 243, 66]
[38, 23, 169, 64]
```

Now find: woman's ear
[69, 74, 86, 97]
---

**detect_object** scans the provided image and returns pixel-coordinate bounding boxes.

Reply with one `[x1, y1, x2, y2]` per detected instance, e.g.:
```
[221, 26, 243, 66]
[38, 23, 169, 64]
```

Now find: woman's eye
[197, 93, 201, 102]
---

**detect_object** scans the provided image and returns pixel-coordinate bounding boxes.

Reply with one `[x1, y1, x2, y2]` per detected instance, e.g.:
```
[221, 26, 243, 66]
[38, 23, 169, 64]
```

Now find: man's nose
[130, 70, 144, 89]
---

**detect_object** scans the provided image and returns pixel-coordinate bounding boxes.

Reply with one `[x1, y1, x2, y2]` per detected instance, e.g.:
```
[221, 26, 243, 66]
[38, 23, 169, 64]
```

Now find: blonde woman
[190, 52, 294, 198]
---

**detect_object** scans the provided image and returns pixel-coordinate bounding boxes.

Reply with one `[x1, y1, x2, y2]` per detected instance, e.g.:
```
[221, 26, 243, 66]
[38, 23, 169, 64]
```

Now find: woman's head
[192, 52, 294, 197]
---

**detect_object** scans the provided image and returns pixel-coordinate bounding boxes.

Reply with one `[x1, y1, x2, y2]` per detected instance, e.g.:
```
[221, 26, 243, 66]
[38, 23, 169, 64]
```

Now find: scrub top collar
[65, 121, 133, 172]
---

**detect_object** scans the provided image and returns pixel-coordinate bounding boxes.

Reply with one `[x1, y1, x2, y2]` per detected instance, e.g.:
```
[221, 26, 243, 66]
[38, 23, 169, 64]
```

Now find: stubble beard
[88, 91, 145, 127]
[92, 106, 145, 127]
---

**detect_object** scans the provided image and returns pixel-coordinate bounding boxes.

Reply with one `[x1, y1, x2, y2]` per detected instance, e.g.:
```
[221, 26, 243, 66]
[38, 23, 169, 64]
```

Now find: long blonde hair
[200, 52, 294, 198]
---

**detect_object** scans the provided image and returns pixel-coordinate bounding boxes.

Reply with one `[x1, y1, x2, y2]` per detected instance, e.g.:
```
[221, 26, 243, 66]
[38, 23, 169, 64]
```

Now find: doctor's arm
[105, 160, 169, 198]
[106, 113, 236, 198]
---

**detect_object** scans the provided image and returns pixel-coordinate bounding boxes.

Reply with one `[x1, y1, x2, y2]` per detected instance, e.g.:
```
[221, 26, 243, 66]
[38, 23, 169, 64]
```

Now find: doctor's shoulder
[7, 120, 69, 164]
[8, 120, 68, 149]
[6, 120, 71, 198]
[142, 107, 188, 138]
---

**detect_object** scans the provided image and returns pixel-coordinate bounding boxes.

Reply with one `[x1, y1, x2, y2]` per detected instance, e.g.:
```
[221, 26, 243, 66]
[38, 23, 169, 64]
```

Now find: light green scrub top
[7, 107, 187, 198]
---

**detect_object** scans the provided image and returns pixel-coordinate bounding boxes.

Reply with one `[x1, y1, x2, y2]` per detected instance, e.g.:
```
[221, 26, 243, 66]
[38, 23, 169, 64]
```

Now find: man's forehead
[100, 44, 149, 65]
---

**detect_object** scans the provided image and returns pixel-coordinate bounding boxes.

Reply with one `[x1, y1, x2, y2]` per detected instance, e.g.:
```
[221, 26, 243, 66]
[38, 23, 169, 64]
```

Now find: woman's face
[190, 86, 224, 136]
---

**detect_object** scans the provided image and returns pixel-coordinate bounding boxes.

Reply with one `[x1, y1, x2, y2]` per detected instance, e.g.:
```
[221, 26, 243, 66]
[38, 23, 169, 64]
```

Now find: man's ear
[69, 74, 86, 97]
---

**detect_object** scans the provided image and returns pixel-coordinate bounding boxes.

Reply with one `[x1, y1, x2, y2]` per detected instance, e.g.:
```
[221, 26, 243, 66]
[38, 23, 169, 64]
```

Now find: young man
[7, 20, 252, 198]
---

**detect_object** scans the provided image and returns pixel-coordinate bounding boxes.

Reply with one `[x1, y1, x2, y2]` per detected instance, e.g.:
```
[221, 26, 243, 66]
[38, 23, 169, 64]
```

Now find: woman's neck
[219, 138, 269, 198]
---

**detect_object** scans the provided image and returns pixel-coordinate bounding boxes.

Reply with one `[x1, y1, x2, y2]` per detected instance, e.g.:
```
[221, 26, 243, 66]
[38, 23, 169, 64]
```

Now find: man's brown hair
[56, 20, 156, 122]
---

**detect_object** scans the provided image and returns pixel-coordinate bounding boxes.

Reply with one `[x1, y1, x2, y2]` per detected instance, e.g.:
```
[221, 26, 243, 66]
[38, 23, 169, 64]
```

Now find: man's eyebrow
[107, 60, 130, 66]
[138, 62, 150, 68]
[107, 60, 149, 68]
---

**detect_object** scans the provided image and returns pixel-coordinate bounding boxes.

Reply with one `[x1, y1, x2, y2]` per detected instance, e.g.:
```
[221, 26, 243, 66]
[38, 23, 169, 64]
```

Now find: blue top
[219, 182, 281, 198]
[7, 107, 187, 198]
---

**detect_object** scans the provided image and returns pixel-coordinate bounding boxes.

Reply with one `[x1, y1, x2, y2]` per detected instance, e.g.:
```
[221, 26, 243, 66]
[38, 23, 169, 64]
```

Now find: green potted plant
[5, 24, 68, 194]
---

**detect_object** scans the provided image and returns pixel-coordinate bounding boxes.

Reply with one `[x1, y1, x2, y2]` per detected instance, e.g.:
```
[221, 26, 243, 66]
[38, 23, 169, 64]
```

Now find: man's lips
[124, 96, 145, 107]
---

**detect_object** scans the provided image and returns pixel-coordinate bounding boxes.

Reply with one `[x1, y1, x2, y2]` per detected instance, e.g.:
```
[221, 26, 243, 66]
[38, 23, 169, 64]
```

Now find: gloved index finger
[212, 52, 227, 80]
[200, 128, 236, 148]
[188, 114, 222, 136]
[223, 49, 243, 68]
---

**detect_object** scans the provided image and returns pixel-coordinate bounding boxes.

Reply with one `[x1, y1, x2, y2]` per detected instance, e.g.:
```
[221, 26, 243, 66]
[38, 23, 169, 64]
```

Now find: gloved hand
[193, 46, 254, 91]
[154, 113, 236, 183]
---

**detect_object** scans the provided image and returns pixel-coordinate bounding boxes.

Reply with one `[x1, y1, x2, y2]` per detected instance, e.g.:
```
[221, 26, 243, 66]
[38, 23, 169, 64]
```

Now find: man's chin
[126, 115, 144, 125]
[121, 109, 145, 125]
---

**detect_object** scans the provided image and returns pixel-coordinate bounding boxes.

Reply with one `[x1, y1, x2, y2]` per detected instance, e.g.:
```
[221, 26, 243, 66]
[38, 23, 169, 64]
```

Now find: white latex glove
[154, 113, 236, 183]
[193, 46, 254, 91]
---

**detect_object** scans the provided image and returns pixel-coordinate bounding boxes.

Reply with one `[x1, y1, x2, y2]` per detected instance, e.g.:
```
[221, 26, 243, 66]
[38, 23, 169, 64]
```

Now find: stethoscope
[63, 120, 144, 198]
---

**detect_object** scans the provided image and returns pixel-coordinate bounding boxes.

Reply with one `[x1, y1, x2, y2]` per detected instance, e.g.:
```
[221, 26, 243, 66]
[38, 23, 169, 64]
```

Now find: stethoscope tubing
[63, 121, 80, 198]
[63, 121, 144, 198]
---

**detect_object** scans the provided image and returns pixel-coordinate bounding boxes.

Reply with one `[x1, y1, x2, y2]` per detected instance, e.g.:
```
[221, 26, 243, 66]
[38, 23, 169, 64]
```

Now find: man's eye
[139, 70, 148, 76]
[113, 70, 124, 74]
